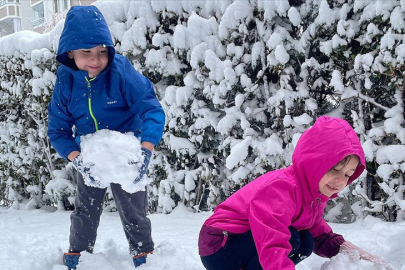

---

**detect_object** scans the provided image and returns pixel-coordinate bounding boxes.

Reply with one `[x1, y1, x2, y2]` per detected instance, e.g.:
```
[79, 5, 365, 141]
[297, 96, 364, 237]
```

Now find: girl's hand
[340, 241, 396, 270]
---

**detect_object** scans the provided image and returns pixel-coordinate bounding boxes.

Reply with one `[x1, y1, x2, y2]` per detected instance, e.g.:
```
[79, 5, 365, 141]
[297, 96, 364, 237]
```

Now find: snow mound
[321, 253, 392, 270]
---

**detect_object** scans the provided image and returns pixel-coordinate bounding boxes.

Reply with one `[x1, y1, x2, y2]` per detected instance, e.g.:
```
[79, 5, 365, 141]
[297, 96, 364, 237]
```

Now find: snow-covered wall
[0, 0, 404, 222]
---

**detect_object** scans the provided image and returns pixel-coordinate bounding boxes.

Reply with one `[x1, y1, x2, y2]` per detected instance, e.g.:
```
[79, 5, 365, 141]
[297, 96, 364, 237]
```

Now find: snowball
[79, 130, 150, 193]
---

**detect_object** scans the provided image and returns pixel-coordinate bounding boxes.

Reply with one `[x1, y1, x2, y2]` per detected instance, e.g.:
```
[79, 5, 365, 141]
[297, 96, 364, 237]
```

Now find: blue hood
[56, 5, 115, 69]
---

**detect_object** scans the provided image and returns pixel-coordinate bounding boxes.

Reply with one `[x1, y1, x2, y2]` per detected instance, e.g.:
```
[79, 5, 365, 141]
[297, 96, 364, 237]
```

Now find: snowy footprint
[140, 241, 204, 270]
[75, 252, 120, 270]
[51, 241, 203, 270]
[52, 248, 134, 270]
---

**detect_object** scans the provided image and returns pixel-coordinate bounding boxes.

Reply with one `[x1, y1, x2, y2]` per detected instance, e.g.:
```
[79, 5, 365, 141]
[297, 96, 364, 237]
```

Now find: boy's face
[318, 155, 359, 197]
[67, 46, 108, 78]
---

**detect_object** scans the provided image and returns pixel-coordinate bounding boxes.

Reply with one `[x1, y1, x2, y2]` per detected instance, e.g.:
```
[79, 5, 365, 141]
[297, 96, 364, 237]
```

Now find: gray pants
[69, 173, 154, 255]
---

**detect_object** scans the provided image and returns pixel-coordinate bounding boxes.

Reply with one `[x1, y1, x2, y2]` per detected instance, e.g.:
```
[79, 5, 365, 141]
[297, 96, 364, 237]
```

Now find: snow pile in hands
[79, 129, 150, 193]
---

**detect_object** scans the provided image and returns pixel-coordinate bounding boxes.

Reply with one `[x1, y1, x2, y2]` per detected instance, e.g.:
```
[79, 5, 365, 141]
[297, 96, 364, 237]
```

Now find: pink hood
[200, 116, 365, 269]
[293, 116, 365, 202]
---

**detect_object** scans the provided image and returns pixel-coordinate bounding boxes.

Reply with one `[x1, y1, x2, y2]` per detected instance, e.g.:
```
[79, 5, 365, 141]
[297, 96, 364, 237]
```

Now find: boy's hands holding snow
[73, 131, 154, 192]
[73, 155, 101, 187]
[72, 154, 87, 173]
[131, 148, 151, 183]
[340, 241, 396, 270]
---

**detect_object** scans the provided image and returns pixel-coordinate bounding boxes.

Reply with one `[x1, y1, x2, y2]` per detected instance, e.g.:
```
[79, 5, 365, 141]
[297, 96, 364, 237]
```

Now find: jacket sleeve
[47, 71, 80, 160]
[122, 58, 165, 146]
[309, 204, 345, 258]
[248, 178, 297, 270]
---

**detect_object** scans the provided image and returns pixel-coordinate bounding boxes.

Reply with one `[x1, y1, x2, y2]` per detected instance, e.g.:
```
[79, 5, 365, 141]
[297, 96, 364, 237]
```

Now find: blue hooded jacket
[48, 5, 165, 160]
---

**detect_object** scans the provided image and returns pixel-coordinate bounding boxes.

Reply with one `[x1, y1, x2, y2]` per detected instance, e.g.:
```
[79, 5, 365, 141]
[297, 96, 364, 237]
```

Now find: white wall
[20, 0, 33, 31]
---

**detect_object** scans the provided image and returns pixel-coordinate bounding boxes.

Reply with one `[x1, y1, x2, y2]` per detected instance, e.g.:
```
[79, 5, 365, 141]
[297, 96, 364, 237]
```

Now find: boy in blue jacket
[47, 5, 165, 269]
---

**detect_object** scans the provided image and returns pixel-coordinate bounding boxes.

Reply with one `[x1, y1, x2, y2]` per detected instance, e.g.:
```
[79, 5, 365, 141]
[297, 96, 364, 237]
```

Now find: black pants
[288, 227, 314, 264]
[200, 227, 314, 270]
[68, 173, 154, 255]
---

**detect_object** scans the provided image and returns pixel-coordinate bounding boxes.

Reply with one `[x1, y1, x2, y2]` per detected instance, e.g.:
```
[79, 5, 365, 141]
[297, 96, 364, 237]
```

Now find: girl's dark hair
[331, 155, 352, 171]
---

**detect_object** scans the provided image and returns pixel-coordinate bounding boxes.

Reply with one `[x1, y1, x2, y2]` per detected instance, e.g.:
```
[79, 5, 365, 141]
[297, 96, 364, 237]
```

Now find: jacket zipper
[221, 230, 228, 247]
[85, 77, 98, 131]
[310, 198, 321, 228]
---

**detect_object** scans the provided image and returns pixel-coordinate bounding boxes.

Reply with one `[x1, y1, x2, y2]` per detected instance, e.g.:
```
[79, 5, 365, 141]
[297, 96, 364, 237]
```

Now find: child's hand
[73, 155, 100, 186]
[340, 241, 396, 270]
[133, 148, 152, 183]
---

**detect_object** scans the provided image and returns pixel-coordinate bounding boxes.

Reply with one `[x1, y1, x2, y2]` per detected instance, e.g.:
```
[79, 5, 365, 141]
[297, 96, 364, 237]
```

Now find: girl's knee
[300, 230, 314, 256]
[288, 228, 314, 262]
[288, 227, 301, 254]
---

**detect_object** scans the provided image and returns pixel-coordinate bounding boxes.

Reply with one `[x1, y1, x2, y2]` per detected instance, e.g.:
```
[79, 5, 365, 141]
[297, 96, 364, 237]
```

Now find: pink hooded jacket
[198, 116, 366, 269]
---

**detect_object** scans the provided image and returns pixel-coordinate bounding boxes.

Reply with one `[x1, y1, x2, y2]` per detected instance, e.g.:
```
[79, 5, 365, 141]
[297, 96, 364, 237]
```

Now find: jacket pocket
[199, 225, 230, 256]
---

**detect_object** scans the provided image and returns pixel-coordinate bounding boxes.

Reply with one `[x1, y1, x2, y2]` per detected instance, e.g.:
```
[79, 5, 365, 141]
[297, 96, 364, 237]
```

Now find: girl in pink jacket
[198, 116, 393, 269]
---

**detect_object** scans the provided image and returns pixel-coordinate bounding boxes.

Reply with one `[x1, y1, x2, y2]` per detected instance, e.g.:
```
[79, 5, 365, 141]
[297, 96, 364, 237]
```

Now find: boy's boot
[133, 256, 146, 267]
[63, 252, 81, 270]
[133, 251, 152, 268]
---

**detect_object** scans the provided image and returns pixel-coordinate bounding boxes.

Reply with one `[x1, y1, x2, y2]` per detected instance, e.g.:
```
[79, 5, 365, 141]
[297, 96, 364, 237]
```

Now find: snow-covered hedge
[0, 0, 404, 222]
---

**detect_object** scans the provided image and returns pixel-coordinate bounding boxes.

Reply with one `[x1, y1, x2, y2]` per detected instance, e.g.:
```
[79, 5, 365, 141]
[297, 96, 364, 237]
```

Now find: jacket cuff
[314, 232, 345, 258]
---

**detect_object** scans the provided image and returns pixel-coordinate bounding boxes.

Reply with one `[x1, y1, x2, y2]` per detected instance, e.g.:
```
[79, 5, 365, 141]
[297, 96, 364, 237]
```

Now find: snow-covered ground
[0, 205, 404, 270]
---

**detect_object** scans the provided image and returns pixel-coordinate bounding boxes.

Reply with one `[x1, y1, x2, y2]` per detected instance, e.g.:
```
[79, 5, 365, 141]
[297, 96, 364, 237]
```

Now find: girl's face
[68, 46, 108, 78]
[318, 155, 360, 197]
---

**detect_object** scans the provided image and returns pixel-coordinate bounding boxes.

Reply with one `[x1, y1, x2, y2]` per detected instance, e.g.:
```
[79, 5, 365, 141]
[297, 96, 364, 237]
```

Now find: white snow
[226, 136, 251, 170]
[0, 206, 404, 270]
[288, 7, 301, 27]
[274, 44, 290, 65]
[1, 0, 405, 269]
